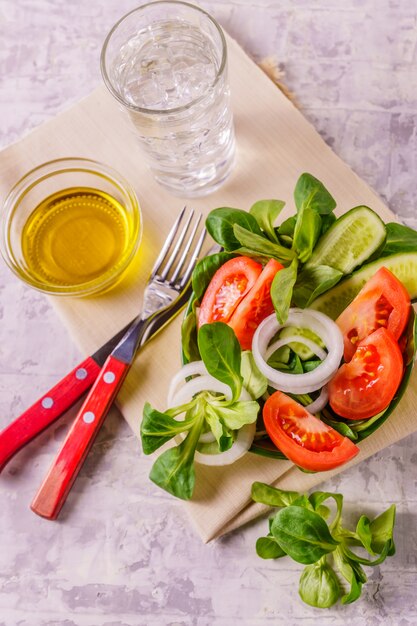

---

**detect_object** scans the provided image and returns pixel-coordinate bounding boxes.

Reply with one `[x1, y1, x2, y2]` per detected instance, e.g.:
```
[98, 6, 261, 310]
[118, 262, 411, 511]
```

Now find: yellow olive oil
[22, 187, 133, 288]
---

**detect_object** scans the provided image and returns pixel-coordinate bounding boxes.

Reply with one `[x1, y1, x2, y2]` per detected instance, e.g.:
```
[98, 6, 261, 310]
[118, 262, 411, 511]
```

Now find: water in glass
[109, 19, 235, 197]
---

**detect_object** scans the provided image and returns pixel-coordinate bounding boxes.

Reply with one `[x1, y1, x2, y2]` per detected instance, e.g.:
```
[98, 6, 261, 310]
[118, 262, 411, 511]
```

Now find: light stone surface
[1, 1, 417, 624]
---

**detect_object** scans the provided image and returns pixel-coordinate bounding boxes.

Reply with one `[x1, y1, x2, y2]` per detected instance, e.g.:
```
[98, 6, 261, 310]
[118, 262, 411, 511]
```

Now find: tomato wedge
[198, 256, 283, 349]
[263, 391, 359, 471]
[336, 267, 410, 362]
[328, 327, 403, 421]
[229, 259, 284, 350]
[198, 256, 262, 326]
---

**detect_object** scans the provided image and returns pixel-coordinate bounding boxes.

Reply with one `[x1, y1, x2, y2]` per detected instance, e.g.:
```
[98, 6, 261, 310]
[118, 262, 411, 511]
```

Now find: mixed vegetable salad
[140, 173, 417, 501]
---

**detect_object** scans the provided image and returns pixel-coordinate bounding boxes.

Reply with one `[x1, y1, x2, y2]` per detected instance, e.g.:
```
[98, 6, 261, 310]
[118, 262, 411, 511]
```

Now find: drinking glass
[101, 1, 236, 197]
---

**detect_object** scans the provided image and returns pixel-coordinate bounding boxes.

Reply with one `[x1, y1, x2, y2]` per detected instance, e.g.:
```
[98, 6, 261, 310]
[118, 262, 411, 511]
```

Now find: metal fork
[31, 207, 206, 520]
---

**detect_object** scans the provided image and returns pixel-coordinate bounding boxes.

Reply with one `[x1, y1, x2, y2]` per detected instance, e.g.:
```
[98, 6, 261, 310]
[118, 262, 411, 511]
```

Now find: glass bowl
[0, 157, 142, 297]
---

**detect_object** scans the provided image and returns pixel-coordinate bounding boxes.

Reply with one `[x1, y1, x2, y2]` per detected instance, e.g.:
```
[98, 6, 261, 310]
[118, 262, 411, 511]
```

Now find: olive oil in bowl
[1, 158, 141, 297]
[22, 187, 135, 290]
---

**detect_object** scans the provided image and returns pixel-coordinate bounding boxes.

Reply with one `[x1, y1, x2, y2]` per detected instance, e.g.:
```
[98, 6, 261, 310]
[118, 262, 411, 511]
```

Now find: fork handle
[0, 357, 101, 473]
[31, 355, 130, 520]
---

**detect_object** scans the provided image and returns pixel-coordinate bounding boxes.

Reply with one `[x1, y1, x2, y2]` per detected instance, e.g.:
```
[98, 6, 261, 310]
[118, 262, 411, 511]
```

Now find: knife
[0, 283, 192, 473]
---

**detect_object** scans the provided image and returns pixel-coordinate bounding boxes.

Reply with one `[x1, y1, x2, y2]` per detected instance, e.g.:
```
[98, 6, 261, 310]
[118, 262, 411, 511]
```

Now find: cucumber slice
[279, 326, 325, 360]
[305, 206, 386, 274]
[311, 252, 417, 319]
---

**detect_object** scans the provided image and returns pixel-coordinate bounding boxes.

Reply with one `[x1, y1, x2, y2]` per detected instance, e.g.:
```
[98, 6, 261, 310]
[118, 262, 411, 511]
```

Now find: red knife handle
[0, 356, 101, 473]
[30, 355, 130, 520]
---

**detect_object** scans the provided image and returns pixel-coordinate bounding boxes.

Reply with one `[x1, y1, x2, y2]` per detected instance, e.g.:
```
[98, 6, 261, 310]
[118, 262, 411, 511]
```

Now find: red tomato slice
[263, 391, 359, 471]
[336, 267, 410, 362]
[229, 259, 284, 350]
[198, 256, 262, 326]
[328, 327, 403, 421]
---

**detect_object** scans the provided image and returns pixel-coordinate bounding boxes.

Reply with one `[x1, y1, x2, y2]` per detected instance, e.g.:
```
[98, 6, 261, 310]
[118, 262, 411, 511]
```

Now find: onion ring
[265, 335, 327, 361]
[304, 385, 329, 414]
[252, 308, 343, 394]
[169, 373, 254, 465]
[167, 360, 208, 406]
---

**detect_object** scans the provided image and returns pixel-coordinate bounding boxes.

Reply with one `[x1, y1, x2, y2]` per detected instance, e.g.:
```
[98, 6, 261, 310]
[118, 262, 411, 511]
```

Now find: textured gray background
[1, 1, 417, 624]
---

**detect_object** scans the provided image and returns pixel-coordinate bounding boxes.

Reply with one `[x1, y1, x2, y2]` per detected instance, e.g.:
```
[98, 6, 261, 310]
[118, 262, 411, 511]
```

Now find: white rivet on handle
[76, 368, 88, 380]
[83, 411, 95, 424]
[41, 397, 54, 409]
[103, 372, 116, 384]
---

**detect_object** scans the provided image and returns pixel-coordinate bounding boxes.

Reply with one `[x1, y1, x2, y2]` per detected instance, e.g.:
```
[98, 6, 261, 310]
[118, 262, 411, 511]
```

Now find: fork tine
[170, 213, 203, 284]
[149, 206, 186, 280]
[159, 208, 195, 281]
[179, 227, 207, 288]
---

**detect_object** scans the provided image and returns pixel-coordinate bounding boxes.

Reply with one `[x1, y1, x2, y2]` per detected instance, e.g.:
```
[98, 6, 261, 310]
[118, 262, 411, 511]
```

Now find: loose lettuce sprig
[252, 481, 396, 608]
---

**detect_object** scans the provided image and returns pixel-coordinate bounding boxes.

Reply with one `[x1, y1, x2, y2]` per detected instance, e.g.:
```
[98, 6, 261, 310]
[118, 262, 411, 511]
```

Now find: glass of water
[101, 1, 236, 197]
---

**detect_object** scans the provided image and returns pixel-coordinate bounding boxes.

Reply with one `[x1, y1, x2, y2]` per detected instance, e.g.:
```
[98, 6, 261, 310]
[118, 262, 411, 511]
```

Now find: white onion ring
[252, 309, 343, 394]
[169, 375, 254, 466]
[265, 335, 327, 361]
[167, 360, 208, 406]
[304, 385, 329, 415]
[171, 375, 231, 407]
[198, 431, 217, 444]
[194, 422, 256, 466]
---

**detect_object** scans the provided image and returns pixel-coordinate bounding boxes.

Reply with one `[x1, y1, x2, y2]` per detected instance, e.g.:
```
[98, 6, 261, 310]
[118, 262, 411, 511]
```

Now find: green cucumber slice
[305, 206, 386, 274]
[279, 326, 325, 360]
[311, 251, 417, 319]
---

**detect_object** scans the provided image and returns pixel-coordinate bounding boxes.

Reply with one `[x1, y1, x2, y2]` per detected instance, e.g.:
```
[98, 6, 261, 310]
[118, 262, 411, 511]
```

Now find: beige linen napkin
[0, 34, 415, 543]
